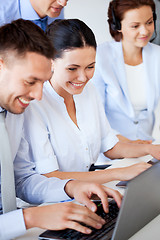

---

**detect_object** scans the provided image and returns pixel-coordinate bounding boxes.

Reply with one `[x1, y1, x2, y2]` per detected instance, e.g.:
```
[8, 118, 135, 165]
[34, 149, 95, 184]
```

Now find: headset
[110, 0, 121, 31]
[110, 0, 157, 32]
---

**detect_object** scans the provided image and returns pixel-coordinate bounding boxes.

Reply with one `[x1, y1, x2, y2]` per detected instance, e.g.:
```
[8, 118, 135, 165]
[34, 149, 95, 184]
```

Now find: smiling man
[0, 0, 68, 30]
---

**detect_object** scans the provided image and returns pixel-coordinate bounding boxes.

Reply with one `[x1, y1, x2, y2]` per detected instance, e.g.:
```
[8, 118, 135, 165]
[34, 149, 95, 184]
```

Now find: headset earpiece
[153, 11, 157, 21]
[111, 1, 121, 31]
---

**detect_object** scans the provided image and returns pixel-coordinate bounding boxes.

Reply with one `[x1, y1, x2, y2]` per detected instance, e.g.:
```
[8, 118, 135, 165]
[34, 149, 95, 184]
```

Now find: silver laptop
[39, 161, 160, 240]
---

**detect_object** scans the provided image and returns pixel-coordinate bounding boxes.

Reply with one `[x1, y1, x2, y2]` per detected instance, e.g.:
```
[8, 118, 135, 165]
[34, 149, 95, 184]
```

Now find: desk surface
[14, 154, 160, 240]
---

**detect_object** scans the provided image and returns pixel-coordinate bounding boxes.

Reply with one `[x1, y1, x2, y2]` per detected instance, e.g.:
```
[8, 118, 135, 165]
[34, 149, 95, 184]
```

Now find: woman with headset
[92, 0, 160, 144]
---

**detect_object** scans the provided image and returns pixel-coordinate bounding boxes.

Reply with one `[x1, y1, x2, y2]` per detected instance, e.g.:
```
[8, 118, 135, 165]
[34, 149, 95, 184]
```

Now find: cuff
[0, 209, 26, 240]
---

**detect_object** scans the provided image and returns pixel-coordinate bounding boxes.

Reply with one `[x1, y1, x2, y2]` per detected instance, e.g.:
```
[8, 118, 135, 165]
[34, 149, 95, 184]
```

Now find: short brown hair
[0, 19, 54, 61]
[108, 0, 156, 41]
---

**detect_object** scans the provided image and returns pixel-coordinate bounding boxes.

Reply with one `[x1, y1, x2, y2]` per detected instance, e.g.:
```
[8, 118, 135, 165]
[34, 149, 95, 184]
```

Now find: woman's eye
[147, 20, 154, 25]
[25, 81, 35, 86]
[88, 66, 94, 69]
[131, 25, 139, 29]
[68, 68, 76, 71]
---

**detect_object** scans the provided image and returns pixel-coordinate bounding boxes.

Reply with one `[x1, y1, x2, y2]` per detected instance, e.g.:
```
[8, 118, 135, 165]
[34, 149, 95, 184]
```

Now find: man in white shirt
[0, 19, 121, 240]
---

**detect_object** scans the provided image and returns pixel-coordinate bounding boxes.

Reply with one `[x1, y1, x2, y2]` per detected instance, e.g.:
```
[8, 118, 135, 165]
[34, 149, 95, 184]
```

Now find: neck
[122, 41, 143, 66]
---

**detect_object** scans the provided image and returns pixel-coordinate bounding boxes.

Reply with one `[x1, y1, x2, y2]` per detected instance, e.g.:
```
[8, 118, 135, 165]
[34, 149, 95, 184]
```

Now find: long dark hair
[46, 19, 97, 59]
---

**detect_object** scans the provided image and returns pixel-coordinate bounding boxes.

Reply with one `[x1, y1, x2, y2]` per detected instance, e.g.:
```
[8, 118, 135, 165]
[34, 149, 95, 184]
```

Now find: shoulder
[0, 0, 19, 25]
[97, 40, 121, 54]
[0, 0, 19, 10]
[143, 42, 160, 61]
[96, 40, 122, 64]
[144, 42, 160, 53]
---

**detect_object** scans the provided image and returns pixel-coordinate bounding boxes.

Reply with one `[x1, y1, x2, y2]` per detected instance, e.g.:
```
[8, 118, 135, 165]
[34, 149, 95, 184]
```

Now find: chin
[10, 107, 25, 115]
[48, 11, 61, 18]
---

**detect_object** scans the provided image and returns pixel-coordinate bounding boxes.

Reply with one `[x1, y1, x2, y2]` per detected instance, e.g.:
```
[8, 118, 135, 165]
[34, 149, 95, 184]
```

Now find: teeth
[19, 97, 30, 105]
[71, 82, 84, 87]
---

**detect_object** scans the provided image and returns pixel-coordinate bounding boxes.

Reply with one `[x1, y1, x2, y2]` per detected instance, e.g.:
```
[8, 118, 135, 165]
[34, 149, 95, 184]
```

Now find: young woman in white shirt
[22, 19, 160, 184]
[92, 0, 160, 144]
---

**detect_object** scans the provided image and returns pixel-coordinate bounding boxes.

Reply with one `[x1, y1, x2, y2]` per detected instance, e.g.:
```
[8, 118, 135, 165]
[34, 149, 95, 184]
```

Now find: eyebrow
[146, 16, 154, 21]
[28, 77, 42, 81]
[130, 16, 153, 24]
[67, 62, 96, 67]
[28, 74, 52, 82]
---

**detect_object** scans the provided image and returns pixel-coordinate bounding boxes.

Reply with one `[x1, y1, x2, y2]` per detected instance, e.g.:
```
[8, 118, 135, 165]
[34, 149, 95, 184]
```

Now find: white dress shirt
[0, 112, 26, 239]
[0, 111, 71, 240]
[22, 81, 118, 174]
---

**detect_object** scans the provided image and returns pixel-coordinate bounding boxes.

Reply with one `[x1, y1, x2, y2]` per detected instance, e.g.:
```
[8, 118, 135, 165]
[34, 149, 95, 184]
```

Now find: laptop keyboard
[39, 200, 119, 240]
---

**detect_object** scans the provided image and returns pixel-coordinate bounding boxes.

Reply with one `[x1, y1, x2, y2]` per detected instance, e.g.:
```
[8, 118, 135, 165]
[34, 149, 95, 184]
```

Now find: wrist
[64, 180, 76, 199]
[105, 168, 122, 181]
[23, 207, 36, 230]
[145, 143, 152, 155]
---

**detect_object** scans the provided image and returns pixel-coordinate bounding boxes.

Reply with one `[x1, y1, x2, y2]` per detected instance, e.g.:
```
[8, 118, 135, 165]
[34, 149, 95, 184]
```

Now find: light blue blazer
[92, 41, 160, 140]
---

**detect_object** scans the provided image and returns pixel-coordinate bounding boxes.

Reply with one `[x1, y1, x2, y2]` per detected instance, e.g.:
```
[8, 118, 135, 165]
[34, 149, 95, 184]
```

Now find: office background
[64, 0, 111, 44]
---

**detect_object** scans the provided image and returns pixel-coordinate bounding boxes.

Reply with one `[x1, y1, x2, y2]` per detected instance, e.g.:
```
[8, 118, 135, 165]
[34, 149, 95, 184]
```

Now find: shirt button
[133, 121, 139, 124]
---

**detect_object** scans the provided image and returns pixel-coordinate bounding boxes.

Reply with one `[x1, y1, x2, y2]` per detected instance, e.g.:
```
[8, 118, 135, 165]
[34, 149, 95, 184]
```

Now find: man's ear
[0, 58, 5, 71]
[51, 59, 54, 73]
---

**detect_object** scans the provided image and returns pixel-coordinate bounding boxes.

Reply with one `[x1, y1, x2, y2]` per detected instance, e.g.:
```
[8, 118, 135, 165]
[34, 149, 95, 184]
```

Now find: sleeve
[0, 0, 19, 26]
[91, 61, 106, 108]
[23, 105, 59, 174]
[91, 45, 121, 137]
[92, 84, 119, 153]
[0, 209, 26, 240]
[14, 134, 72, 204]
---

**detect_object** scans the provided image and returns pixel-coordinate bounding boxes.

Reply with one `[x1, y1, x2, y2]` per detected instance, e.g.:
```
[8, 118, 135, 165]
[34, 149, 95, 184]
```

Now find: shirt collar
[19, 0, 40, 20]
[0, 107, 5, 113]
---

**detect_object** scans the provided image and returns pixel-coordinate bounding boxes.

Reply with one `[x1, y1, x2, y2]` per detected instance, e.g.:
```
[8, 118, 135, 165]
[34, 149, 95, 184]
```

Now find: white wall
[64, 0, 112, 45]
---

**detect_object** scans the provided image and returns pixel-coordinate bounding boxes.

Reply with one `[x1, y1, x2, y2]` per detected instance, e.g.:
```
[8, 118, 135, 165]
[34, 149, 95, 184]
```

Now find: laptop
[39, 161, 160, 240]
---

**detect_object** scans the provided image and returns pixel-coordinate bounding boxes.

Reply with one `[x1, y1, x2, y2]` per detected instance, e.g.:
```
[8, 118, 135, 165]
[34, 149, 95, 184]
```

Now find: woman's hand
[148, 144, 160, 160]
[114, 162, 151, 181]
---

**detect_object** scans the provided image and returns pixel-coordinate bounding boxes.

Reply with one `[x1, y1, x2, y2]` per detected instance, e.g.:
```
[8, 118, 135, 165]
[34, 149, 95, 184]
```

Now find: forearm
[105, 142, 149, 159]
[43, 169, 126, 184]
[116, 134, 131, 143]
[16, 173, 71, 204]
[117, 135, 152, 144]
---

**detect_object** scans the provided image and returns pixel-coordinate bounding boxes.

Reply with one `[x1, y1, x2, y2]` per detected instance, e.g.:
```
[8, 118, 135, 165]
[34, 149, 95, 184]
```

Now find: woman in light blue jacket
[93, 0, 160, 143]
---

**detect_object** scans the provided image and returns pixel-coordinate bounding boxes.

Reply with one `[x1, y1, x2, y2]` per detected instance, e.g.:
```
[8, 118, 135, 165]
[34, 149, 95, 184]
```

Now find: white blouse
[23, 81, 118, 174]
[125, 63, 147, 117]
